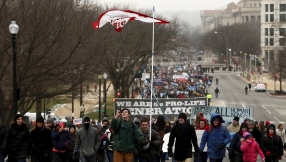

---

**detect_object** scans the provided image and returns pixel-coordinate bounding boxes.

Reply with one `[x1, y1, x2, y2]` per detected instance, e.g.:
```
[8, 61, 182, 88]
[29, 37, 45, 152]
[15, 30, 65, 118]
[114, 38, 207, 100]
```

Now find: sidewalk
[53, 82, 114, 119]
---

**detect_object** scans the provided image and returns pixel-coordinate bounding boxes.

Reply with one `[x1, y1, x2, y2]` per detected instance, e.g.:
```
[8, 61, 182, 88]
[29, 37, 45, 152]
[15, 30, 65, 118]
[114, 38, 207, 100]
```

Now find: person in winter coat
[105, 128, 114, 162]
[260, 124, 284, 162]
[73, 116, 101, 162]
[100, 117, 109, 135]
[111, 108, 146, 162]
[2, 114, 30, 162]
[67, 125, 78, 162]
[248, 120, 262, 145]
[0, 121, 7, 162]
[227, 117, 240, 133]
[195, 118, 208, 162]
[276, 123, 285, 146]
[136, 117, 162, 162]
[28, 116, 53, 162]
[168, 113, 200, 162]
[52, 122, 71, 162]
[240, 132, 265, 162]
[199, 113, 231, 162]
[228, 122, 249, 162]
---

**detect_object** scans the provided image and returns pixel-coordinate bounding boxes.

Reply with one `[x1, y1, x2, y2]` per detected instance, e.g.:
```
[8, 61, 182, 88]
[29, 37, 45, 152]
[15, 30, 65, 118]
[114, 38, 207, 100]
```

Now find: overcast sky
[98, 0, 241, 12]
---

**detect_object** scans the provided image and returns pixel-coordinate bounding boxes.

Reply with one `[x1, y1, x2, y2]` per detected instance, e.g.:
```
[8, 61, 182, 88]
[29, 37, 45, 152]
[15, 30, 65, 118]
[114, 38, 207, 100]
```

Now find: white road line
[274, 116, 281, 123]
[262, 105, 271, 114]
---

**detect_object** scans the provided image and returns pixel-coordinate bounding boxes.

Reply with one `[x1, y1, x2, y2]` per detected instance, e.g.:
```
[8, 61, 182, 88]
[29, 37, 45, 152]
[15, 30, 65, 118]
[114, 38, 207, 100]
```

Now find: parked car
[254, 84, 266, 92]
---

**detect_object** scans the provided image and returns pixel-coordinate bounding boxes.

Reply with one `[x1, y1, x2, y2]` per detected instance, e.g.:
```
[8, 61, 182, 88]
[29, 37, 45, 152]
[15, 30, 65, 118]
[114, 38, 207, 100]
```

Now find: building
[261, 0, 286, 69]
[200, 0, 261, 34]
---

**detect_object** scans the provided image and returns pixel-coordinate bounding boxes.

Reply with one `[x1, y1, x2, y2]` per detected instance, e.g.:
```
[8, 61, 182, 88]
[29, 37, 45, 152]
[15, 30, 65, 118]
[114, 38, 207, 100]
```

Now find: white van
[24, 112, 67, 123]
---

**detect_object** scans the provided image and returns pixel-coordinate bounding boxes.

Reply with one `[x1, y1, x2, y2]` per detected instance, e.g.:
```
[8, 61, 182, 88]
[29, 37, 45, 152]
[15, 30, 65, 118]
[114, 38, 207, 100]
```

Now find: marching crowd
[0, 110, 285, 162]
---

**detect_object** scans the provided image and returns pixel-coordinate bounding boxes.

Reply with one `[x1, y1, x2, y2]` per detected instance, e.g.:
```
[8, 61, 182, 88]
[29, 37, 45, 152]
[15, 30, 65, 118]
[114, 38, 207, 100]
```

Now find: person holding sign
[168, 113, 200, 162]
[199, 113, 231, 162]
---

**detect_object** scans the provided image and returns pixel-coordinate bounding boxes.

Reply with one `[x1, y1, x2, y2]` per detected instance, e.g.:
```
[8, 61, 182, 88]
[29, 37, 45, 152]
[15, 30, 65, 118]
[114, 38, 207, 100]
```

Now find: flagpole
[149, 6, 155, 141]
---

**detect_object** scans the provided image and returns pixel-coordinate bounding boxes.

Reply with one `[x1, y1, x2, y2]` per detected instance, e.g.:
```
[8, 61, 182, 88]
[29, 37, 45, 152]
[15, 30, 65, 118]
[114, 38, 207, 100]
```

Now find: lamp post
[72, 69, 77, 118]
[249, 54, 252, 73]
[240, 51, 242, 70]
[79, 64, 84, 106]
[9, 20, 19, 116]
[254, 55, 257, 73]
[244, 53, 247, 70]
[229, 49, 232, 71]
[215, 31, 228, 68]
[103, 72, 107, 116]
[98, 74, 102, 122]
[233, 52, 236, 72]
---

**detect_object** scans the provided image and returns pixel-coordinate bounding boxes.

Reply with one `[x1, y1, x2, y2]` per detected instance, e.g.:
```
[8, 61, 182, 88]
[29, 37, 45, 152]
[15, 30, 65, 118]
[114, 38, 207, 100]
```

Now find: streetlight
[79, 64, 84, 106]
[229, 49, 232, 71]
[233, 52, 236, 72]
[80, 104, 85, 118]
[249, 54, 252, 73]
[103, 72, 107, 116]
[72, 69, 77, 118]
[9, 20, 19, 116]
[240, 51, 242, 70]
[98, 74, 102, 122]
[254, 55, 257, 73]
[244, 53, 247, 71]
[215, 31, 228, 67]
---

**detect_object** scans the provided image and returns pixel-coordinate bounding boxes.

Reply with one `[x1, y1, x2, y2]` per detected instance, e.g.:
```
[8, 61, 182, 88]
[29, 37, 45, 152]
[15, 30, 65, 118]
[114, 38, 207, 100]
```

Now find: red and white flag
[91, 9, 169, 32]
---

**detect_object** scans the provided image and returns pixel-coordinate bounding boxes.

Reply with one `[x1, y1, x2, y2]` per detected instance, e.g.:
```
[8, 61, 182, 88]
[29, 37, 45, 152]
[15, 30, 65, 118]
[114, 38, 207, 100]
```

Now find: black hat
[102, 117, 109, 123]
[36, 116, 44, 123]
[233, 116, 240, 122]
[83, 116, 90, 123]
[14, 114, 23, 122]
[178, 113, 187, 121]
[241, 122, 249, 128]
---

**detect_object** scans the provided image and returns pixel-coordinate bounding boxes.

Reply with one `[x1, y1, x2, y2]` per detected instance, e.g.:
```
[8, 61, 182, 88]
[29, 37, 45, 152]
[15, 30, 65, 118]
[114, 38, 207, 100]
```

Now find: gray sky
[98, 0, 241, 12]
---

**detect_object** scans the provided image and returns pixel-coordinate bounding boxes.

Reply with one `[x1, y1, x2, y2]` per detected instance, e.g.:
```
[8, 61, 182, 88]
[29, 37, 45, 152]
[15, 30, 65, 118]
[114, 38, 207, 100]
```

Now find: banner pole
[150, 6, 155, 141]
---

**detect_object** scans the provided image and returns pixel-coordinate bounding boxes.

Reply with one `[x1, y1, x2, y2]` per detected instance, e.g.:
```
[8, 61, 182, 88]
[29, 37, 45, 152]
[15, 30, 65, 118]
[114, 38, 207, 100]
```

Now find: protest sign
[114, 98, 207, 120]
[73, 118, 82, 125]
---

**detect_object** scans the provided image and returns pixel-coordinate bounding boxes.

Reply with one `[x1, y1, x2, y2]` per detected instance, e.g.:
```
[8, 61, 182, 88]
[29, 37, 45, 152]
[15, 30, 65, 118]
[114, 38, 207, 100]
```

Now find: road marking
[262, 105, 271, 114]
[274, 116, 283, 123]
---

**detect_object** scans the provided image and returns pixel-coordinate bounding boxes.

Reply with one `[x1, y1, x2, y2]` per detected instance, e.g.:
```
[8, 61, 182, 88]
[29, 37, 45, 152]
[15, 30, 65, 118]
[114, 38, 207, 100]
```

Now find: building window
[280, 38, 286, 46]
[265, 38, 269, 46]
[270, 38, 274, 46]
[265, 28, 269, 36]
[270, 50, 274, 60]
[250, 3, 252, 7]
[270, 28, 274, 36]
[270, 14, 274, 22]
[280, 28, 286, 36]
[280, 14, 286, 21]
[265, 14, 268, 22]
[280, 4, 286, 12]
[270, 4, 274, 12]
[265, 4, 268, 12]
[254, 3, 256, 7]
[265, 50, 268, 60]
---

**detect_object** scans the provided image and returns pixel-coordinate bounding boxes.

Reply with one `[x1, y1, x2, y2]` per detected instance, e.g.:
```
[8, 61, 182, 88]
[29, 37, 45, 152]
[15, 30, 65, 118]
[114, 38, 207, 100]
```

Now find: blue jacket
[199, 113, 231, 159]
[52, 129, 71, 151]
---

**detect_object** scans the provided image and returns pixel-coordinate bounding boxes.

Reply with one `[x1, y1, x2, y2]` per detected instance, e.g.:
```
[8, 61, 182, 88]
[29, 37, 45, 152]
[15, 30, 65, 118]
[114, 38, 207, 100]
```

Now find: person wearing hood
[0, 121, 7, 162]
[168, 113, 200, 162]
[200, 113, 231, 162]
[2, 114, 30, 162]
[52, 122, 71, 162]
[228, 122, 249, 162]
[248, 120, 262, 145]
[196, 118, 208, 130]
[227, 117, 240, 133]
[260, 124, 284, 162]
[100, 117, 109, 135]
[28, 116, 52, 162]
[73, 116, 100, 162]
[240, 132, 265, 162]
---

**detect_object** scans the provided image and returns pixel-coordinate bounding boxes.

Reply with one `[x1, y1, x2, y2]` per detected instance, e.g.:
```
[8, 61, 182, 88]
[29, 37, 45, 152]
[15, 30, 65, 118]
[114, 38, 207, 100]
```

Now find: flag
[91, 9, 169, 32]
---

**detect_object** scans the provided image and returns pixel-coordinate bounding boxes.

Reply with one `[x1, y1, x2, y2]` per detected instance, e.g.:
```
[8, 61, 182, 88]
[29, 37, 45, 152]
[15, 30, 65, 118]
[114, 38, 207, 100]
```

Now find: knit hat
[14, 114, 23, 122]
[47, 118, 54, 124]
[83, 116, 90, 123]
[265, 120, 270, 127]
[243, 132, 252, 139]
[178, 113, 187, 121]
[102, 117, 108, 123]
[233, 116, 240, 122]
[248, 120, 255, 125]
[241, 122, 249, 128]
[268, 126, 275, 130]
[36, 116, 44, 123]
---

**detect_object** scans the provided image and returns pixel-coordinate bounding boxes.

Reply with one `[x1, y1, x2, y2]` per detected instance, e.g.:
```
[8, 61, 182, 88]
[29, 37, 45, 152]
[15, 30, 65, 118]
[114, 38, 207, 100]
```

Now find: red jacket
[241, 138, 264, 162]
